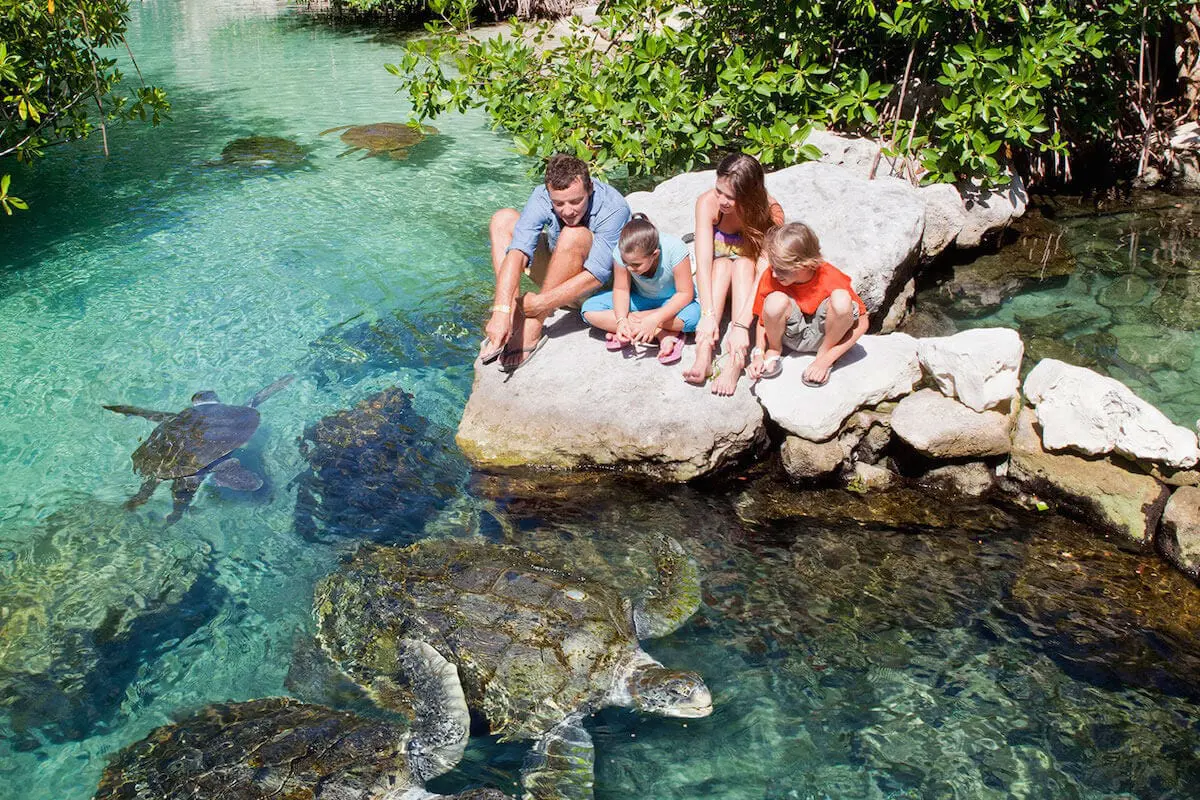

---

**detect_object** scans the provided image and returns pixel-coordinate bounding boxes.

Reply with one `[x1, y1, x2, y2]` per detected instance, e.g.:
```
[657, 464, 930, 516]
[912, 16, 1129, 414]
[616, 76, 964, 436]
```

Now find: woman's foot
[682, 341, 714, 385]
[710, 352, 744, 396]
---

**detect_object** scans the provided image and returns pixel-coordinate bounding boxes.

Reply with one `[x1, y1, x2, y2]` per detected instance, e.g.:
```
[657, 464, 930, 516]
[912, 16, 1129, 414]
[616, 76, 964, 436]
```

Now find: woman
[681, 152, 785, 395]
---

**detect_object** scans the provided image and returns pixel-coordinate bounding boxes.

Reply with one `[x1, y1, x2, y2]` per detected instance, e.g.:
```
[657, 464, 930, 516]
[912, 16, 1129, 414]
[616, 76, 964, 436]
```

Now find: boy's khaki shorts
[783, 297, 860, 353]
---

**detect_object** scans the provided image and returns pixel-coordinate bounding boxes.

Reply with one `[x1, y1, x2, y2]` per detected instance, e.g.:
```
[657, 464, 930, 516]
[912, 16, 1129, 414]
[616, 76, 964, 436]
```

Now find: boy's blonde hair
[764, 223, 822, 274]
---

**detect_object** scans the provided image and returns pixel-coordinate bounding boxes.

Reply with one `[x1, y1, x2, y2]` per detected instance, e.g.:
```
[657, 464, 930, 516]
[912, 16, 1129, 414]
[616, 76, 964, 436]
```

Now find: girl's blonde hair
[716, 152, 771, 260]
[764, 222, 822, 274]
[619, 213, 659, 258]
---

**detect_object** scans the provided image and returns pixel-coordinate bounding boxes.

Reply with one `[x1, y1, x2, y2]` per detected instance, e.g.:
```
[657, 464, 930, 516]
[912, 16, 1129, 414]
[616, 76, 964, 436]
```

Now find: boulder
[891, 389, 1013, 458]
[1024, 359, 1200, 468]
[1159, 485, 1200, 577]
[919, 462, 995, 497]
[954, 173, 1028, 247]
[456, 314, 766, 480]
[781, 435, 846, 480]
[765, 162, 925, 318]
[1008, 409, 1169, 548]
[917, 327, 1023, 412]
[754, 334, 922, 442]
[625, 171, 711, 240]
[917, 183, 967, 257]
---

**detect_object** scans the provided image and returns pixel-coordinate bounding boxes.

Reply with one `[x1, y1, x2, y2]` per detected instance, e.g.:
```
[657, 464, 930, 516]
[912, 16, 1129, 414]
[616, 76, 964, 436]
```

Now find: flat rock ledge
[456, 314, 765, 481]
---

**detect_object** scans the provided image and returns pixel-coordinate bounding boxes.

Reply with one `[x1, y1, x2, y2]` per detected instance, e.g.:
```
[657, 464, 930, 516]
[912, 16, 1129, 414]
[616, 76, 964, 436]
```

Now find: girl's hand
[614, 317, 634, 343]
[630, 316, 660, 343]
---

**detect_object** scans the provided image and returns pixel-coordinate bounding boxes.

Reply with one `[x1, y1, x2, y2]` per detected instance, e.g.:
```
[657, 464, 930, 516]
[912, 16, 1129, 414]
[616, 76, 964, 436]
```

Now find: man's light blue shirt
[506, 179, 632, 285]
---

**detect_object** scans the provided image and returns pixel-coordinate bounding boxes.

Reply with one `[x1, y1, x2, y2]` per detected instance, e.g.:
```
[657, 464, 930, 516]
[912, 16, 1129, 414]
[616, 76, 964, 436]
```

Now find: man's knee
[556, 224, 593, 256]
[490, 208, 520, 241]
[762, 291, 792, 320]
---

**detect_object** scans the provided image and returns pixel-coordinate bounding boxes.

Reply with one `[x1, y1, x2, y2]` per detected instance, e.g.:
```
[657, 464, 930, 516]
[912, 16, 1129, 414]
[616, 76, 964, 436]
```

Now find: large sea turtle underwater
[318, 122, 438, 160]
[209, 135, 310, 168]
[103, 376, 293, 523]
[315, 536, 712, 798]
[92, 683, 510, 800]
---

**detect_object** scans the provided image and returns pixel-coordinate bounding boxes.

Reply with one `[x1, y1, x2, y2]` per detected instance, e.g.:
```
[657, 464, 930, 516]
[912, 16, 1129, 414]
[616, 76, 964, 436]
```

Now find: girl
[581, 213, 700, 365]
[681, 152, 785, 394]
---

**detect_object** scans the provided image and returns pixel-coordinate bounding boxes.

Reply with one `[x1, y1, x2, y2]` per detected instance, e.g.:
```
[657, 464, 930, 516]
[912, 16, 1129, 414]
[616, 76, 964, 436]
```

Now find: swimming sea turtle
[210, 135, 310, 168]
[318, 122, 438, 160]
[104, 376, 293, 523]
[92, 684, 506, 799]
[315, 536, 712, 798]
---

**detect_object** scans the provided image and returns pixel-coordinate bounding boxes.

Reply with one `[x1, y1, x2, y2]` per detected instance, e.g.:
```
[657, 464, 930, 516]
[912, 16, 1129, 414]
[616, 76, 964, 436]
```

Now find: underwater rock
[1096, 273, 1151, 308]
[1012, 307, 1105, 340]
[457, 312, 765, 480]
[1160, 486, 1200, 578]
[210, 135, 310, 168]
[891, 389, 1012, 459]
[1007, 409, 1168, 548]
[0, 500, 212, 742]
[754, 334, 922, 441]
[1025, 359, 1200, 468]
[293, 386, 467, 544]
[1109, 324, 1195, 374]
[1151, 272, 1200, 331]
[917, 327, 1023, 412]
[918, 461, 995, 497]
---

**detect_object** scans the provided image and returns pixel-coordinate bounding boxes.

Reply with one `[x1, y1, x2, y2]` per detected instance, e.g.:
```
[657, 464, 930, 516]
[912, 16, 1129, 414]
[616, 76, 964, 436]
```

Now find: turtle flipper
[520, 714, 595, 800]
[124, 478, 160, 510]
[166, 475, 203, 524]
[246, 374, 294, 408]
[397, 638, 470, 782]
[632, 534, 702, 639]
[103, 404, 175, 422]
[209, 458, 263, 492]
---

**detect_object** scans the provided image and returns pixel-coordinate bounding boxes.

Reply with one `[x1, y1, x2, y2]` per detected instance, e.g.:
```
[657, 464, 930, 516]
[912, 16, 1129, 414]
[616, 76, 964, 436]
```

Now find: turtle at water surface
[315, 536, 711, 798]
[104, 375, 293, 523]
[93, 691, 508, 800]
[210, 135, 310, 168]
[318, 122, 438, 159]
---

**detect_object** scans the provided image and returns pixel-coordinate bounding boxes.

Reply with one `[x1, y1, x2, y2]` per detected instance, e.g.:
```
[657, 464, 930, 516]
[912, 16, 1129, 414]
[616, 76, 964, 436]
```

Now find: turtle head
[191, 390, 220, 405]
[628, 664, 712, 718]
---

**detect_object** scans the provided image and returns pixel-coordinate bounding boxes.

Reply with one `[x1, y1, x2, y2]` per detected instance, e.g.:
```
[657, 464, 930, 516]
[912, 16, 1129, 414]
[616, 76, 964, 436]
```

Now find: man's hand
[484, 310, 512, 352]
[522, 291, 549, 319]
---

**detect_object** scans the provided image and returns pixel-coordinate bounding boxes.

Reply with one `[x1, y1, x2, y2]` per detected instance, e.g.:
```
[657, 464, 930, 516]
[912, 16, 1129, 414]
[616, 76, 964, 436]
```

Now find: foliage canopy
[392, 0, 1185, 186]
[1, 0, 169, 213]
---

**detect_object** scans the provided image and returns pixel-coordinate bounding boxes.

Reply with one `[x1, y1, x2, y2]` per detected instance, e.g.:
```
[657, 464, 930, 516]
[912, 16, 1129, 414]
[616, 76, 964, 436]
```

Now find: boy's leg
[748, 292, 790, 380]
[804, 290, 861, 384]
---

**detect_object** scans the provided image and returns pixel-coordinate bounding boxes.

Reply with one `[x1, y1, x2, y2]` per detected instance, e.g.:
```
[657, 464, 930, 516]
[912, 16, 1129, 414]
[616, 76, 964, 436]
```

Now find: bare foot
[711, 354, 744, 396]
[803, 358, 832, 386]
[682, 341, 714, 385]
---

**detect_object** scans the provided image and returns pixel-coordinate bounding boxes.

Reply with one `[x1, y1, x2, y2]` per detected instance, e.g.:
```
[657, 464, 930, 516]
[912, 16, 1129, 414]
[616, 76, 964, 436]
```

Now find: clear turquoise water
[4, 3, 1200, 798]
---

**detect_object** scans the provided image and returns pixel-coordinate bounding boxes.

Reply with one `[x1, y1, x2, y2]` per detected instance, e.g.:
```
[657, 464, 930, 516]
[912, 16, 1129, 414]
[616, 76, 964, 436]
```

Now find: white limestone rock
[917, 327, 1023, 412]
[754, 334, 922, 441]
[891, 389, 1012, 458]
[955, 173, 1028, 247]
[625, 171, 712, 240]
[1024, 359, 1200, 468]
[456, 314, 766, 480]
[918, 183, 967, 258]
[765, 162, 925, 317]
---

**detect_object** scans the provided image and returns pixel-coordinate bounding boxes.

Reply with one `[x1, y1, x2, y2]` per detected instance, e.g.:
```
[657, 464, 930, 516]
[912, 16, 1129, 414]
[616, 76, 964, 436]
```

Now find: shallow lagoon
[3, 2, 1200, 798]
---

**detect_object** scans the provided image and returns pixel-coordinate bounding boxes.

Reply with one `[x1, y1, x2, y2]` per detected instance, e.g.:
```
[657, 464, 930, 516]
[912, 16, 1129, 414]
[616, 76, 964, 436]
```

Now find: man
[481, 153, 631, 371]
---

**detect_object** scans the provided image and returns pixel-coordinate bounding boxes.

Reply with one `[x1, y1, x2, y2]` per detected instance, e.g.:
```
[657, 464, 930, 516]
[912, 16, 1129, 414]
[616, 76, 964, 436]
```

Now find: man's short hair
[544, 153, 593, 194]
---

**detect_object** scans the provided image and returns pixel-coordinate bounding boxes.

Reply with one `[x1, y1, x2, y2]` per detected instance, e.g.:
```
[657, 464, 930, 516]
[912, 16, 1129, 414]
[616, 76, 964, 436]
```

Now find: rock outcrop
[1024, 359, 1200, 468]
[753, 334, 922, 442]
[917, 327, 1023, 412]
[891, 389, 1012, 459]
[1160, 486, 1200, 576]
[457, 314, 766, 480]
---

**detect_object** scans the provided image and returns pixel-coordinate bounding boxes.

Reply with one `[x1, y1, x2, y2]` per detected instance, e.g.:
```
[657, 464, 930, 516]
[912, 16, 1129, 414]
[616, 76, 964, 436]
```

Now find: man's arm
[523, 271, 602, 317]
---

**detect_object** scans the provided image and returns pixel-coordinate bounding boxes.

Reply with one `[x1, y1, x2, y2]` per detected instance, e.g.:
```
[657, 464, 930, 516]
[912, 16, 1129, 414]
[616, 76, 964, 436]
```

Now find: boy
[721, 222, 868, 390]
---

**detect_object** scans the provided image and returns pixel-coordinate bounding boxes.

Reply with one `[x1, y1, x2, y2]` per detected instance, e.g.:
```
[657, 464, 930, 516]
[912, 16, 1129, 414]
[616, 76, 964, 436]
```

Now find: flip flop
[479, 339, 505, 365]
[658, 337, 685, 365]
[759, 355, 783, 380]
[499, 335, 548, 373]
[605, 332, 629, 352]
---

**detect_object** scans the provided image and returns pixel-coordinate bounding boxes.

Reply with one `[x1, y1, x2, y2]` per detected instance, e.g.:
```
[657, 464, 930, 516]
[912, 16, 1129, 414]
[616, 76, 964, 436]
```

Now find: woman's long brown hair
[716, 152, 772, 260]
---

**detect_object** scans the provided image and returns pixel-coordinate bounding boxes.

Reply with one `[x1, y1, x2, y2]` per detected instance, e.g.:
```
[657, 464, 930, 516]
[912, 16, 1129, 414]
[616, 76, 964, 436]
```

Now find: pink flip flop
[658, 337, 685, 365]
[606, 332, 629, 352]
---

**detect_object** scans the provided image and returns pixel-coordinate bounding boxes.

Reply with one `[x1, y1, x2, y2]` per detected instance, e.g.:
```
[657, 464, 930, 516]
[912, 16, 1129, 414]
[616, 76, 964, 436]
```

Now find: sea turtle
[315, 536, 712, 798]
[318, 122, 438, 160]
[210, 135, 310, 168]
[104, 375, 293, 523]
[92, 681, 507, 800]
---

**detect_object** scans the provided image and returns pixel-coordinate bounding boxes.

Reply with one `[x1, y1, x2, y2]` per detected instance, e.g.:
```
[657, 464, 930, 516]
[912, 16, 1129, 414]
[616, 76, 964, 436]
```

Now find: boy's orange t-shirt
[752, 261, 868, 318]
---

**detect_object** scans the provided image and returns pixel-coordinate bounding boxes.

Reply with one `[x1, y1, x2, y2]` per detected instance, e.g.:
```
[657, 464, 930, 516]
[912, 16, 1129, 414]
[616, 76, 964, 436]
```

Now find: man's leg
[502, 226, 592, 369]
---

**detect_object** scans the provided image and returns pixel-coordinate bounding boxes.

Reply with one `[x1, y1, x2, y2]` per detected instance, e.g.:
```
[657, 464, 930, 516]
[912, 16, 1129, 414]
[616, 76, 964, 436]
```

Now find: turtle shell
[132, 403, 260, 479]
[93, 698, 416, 799]
[316, 539, 639, 741]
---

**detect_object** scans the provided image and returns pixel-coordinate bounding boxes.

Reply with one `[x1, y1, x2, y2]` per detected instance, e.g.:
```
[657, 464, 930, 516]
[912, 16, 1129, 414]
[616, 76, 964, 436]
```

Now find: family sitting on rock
[479, 151, 868, 392]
